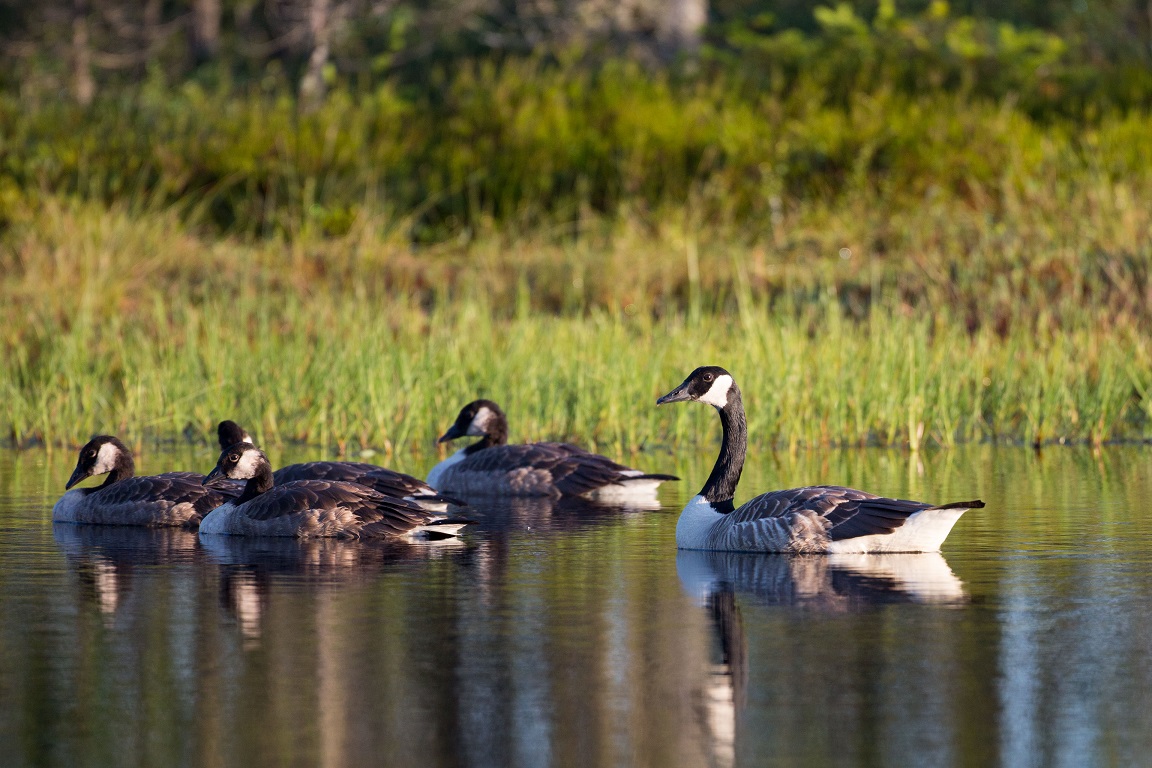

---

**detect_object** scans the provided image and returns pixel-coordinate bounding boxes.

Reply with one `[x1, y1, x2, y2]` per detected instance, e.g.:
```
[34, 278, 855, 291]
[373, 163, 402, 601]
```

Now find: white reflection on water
[53, 523, 202, 627]
[676, 551, 967, 610]
[677, 549, 968, 768]
[200, 534, 466, 643]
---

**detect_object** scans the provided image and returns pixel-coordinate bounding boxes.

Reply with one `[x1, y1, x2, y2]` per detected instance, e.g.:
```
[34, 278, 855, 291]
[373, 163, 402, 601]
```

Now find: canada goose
[200, 443, 470, 539]
[657, 367, 983, 553]
[427, 399, 678, 500]
[53, 435, 239, 527]
[217, 420, 462, 509]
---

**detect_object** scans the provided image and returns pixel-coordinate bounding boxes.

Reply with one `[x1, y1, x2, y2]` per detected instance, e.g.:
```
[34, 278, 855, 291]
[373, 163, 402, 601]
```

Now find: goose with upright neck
[200, 443, 470, 539]
[53, 435, 240, 527]
[427, 399, 678, 501]
[657, 367, 983, 553]
[217, 420, 462, 510]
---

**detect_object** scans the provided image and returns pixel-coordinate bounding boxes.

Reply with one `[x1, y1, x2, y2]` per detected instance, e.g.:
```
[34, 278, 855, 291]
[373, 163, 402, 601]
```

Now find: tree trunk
[190, 0, 222, 65]
[72, 0, 95, 105]
[656, 0, 707, 58]
[300, 0, 332, 108]
[142, 0, 162, 75]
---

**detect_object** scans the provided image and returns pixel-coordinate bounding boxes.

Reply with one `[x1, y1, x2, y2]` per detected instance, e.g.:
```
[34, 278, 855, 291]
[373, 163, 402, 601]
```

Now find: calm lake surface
[3, 443, 1152, 767]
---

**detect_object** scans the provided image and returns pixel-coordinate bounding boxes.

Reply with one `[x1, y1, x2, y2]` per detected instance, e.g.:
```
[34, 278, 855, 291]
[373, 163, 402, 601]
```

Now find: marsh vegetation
[2, 3, 1150, 452]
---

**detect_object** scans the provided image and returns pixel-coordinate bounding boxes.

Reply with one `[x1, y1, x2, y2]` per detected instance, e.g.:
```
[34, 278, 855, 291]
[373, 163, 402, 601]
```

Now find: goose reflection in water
[459, 493, 657, 535]
[677, 551, 967, 768]
[442, 494, 656, 611]
[201, 535, 468, 645]
[53, 523, 202, 625]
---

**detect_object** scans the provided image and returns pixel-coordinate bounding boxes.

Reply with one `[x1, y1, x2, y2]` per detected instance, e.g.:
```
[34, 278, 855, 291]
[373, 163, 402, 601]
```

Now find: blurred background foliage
[1, 1, 1151, 448]
[0, 0, 1149, 243]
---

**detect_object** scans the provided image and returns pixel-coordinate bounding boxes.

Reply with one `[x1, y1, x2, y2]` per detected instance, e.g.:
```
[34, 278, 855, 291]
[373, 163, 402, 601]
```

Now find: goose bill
[437, 424, 465, 443]
[656, 383, 692, 405]
[203, 466, 227, 487]
[65, 465, 91, 490]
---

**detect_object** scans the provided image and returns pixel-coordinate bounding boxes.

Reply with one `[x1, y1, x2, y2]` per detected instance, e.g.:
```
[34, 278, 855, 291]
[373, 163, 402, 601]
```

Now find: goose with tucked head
[217, 420, 462, 511]
[427, 399, 678, 502]
[657, 367, 983, 553]
[200, 443, 470, 539]
[53, 435, 240, 527]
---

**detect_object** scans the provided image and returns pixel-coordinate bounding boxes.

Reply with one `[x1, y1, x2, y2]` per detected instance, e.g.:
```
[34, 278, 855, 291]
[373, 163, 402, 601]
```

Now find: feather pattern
[273, 462, 460, 505]
[200, 443, 470, 539]
[658, 367, 982, 553]
[218, 422, 460, 507]
[428, 400, 677, 499]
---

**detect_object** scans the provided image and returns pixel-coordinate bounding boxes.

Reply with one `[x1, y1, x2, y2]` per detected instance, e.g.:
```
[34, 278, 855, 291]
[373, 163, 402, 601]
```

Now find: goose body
[658, 367, 982, 553]
[427, 399, 678, 501]
[218, 421, 461, 510]
[200, 443, 470, 539]
[53, 436, 239, 527]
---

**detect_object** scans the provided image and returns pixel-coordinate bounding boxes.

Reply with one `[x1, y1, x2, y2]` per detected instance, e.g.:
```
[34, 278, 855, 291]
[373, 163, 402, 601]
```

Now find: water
[3, 443, 1152, 767]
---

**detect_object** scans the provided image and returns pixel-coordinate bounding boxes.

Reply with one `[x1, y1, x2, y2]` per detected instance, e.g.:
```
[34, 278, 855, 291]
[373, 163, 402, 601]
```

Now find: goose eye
[703, 373, 714, 382]
[228, 453, 239, 462]
[87, 450, 97, 457]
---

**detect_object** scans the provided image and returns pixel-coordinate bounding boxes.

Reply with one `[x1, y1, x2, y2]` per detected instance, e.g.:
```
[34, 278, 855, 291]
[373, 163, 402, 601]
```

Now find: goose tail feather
[927, 499, 985, 511]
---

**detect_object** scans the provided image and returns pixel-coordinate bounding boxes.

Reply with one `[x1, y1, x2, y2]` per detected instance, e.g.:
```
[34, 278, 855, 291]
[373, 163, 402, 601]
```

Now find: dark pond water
[3, 443, 1152, 767]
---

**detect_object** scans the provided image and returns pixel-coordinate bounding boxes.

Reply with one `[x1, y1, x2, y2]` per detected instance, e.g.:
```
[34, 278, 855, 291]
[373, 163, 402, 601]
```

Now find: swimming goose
[53, 435, 239, 527]
[427, 399, 678, 500]
[200, 443, 470, 539]
[217, 420, 462, 510]
[657, 367, 983, 553]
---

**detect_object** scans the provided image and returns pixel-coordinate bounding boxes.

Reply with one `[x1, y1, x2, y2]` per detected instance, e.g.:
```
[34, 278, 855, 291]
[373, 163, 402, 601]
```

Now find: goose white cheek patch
[699, 375, 734, 408]
[92, 442, 120, 474]
[234, 451, 263, 479]
[467, 407, 494, 436]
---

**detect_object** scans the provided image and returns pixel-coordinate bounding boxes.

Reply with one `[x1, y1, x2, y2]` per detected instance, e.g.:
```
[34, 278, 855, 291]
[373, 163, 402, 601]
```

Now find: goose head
[66, 436, 134, 489]
[205, 443, 269, 486]
[217, 420, 253, 452]
[438, 400, 508, 444]
[657, 366, 736, 410]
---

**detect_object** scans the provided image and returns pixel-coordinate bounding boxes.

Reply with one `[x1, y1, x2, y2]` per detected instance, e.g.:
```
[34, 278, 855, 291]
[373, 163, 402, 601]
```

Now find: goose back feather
[201, 443, 470, 539]
[218, 421, 461, 508]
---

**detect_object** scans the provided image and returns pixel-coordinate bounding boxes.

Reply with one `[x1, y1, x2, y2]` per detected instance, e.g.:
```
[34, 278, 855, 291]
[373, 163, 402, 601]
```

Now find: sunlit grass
[1, 197, 1148, 454]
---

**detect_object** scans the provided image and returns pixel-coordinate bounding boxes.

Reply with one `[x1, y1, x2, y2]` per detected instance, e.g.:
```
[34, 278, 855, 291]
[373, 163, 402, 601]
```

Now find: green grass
[1, 195, 1149, 454]
[2, 39, 1151, 454]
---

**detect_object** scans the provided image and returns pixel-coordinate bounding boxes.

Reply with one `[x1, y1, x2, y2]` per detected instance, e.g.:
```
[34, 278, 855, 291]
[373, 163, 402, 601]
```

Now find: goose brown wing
[549, 453, 641, 496]
[458, 443, 635, 495]
[93, 473, 239, 514]
[273, 462, 434, 498]
[730, 485, 930, 540]
[273, 462, 381, 483]
[241, 480, 434, 534]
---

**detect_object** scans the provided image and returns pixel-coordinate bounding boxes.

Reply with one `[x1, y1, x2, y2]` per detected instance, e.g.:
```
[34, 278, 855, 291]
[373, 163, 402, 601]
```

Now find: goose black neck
[237, 465, 275, 503]
[464, 415, 509, 454]
[97, 455, 136, 489]
[701, 388, 746, 512]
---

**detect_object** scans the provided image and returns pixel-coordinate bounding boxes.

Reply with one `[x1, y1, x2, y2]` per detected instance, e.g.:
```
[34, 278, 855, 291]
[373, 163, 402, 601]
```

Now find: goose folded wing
[821, 494, 934, 541]
[273, 462, 383, 484]
[274, 462, 429, 498]
[454, 444, 567, 474]
[241, 480, 433, 535]
[96, 474, 210, 505]
[352, 469, 432, 498]
[549, 454, 635, 496]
